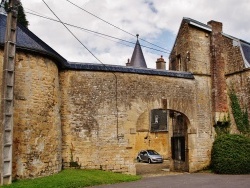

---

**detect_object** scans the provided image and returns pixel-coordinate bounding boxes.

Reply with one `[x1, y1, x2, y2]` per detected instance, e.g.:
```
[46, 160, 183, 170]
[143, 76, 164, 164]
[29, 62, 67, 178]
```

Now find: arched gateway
[134, 107, 191, 173]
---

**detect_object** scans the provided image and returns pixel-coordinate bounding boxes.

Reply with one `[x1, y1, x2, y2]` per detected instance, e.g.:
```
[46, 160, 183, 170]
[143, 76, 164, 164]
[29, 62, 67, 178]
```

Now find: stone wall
[169, 22, 190, 71]
[170, 22, 211, 75]
[191, 75, 213, 171]
[0, 47, 214, 178]
[12, 52, 62, 179]
[188, 26, 211, 75]
[223, 35, 249, 131]
[59, 69, 213, 173]
[170, 22, 214, 171]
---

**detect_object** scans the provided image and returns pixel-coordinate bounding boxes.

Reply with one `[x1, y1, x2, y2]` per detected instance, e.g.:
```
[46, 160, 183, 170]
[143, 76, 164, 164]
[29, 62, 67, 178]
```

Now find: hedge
[211, 134, 250, 174]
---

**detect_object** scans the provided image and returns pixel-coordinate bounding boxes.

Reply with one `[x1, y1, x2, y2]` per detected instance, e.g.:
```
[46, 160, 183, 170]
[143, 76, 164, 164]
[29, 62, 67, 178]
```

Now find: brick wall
[209, 21, 229, 119]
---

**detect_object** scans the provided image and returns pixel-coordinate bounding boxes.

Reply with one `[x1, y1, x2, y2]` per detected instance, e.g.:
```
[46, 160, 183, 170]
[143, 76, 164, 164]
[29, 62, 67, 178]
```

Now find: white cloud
[21, 0, 250, 68]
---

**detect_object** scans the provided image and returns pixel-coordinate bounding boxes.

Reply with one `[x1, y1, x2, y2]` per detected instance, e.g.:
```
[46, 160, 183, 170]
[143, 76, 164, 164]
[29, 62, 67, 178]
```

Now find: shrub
[211, 134, 250, 174]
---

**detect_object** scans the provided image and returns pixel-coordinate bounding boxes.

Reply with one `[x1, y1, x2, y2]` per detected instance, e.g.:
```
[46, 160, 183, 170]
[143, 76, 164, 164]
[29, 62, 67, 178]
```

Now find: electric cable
[42, 0, 121, 140]
[65, 0, 169, 52]
[28, 3, 205, 66]
[25, 11, 169, 54]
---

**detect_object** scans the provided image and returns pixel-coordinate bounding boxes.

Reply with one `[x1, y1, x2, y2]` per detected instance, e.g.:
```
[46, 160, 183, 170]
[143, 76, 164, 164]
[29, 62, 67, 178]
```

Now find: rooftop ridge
[66, 62, 194, 79]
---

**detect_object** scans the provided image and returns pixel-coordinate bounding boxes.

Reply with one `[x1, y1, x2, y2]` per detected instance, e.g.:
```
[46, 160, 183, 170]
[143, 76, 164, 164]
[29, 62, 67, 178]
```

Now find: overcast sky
[21, 0, 250, 68]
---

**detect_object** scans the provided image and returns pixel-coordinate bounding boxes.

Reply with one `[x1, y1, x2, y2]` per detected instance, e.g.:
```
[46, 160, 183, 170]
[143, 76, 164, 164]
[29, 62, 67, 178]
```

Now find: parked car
[137, 150, 163, 163]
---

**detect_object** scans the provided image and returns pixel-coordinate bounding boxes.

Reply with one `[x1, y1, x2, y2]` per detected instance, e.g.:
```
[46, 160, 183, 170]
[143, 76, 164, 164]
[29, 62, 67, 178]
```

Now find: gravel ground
[135, 160, 181, 177]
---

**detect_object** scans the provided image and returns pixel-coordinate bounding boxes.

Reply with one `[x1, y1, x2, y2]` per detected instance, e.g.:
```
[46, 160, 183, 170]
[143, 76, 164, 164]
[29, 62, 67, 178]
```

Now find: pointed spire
[129, 34, 147, 68]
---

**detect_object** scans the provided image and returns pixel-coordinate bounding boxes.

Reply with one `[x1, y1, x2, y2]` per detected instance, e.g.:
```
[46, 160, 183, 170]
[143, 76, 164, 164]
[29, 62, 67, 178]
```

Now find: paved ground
[89, 173, 250, 188]
[88, 161, 250, 188]
[136, 160, 171, 176]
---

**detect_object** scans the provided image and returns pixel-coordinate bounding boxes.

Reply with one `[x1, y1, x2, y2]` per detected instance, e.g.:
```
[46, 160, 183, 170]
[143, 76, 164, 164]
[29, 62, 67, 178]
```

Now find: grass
[2, 169, 141, 188]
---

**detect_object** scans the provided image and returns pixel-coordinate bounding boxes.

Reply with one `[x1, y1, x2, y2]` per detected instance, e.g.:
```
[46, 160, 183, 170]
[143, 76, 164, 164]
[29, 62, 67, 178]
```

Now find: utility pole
[1, 0, 18, 185]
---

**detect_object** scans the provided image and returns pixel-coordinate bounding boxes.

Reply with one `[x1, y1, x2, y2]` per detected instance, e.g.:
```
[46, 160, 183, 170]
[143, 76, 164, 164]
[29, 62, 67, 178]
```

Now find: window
[170, 54, 183, 71]
[150, 109, 168, 132]
[177, 54, 181, 71]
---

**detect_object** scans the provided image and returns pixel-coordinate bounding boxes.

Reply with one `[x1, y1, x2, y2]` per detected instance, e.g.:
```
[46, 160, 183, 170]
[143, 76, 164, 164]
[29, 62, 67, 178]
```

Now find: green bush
[211, 134, 250, 174]
[229, 89, 250, 134]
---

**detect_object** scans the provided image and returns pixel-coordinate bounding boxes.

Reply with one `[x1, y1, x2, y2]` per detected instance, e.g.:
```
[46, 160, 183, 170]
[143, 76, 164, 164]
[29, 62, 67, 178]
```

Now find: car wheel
[137, 157, 141, 162]
[148, 159, 152, 164]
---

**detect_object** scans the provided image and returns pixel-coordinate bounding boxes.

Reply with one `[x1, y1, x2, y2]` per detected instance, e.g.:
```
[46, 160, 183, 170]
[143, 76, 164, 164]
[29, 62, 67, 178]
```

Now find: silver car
[137, 150, 163, 163]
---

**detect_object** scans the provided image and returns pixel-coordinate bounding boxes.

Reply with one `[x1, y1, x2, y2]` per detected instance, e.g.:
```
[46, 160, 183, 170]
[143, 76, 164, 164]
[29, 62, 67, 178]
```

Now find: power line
[65, 0, 135, 37]
[41, 0, 121, 140]
[42, 0, 103, 65]
[25, 11, 169, 54]
[26, 9, 205, 64]
[140, 38, 171, 53]
[65, 0, 170, 52]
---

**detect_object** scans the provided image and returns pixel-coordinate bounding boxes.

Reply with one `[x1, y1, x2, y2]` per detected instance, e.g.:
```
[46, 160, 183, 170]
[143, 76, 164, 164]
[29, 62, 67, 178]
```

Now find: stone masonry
[59, 70, 205, 174]
[11, 52, 61, 178]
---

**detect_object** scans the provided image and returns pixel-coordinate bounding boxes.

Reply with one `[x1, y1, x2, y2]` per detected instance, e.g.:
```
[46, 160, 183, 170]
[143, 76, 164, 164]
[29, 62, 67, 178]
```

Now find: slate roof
[129, 38, 147, 68]
[183, 17, 212, 32]
[67, 62, 194, 79]
[0, 13, 67, 68]
[240, 41, 250, 68]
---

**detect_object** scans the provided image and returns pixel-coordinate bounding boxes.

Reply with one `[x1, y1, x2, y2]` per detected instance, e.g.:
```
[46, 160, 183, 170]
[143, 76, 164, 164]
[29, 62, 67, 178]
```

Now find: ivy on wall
[229, 89, 250, 135]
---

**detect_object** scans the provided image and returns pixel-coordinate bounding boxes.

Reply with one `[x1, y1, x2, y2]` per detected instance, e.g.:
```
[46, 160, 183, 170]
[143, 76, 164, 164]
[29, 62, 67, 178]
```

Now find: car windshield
[147, 150, 159, 155]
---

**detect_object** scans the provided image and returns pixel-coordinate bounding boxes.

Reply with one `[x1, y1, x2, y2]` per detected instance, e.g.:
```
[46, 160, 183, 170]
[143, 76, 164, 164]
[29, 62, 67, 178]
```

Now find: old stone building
[0, 8, 250, 184]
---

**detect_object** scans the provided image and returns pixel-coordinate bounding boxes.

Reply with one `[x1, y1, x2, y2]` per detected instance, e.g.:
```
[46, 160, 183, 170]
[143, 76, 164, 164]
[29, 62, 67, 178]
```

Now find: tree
[4, 0, 29, 28]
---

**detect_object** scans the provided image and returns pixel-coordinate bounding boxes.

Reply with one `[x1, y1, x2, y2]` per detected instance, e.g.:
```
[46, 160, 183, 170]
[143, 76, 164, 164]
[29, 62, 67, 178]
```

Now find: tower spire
[129, 34, 147, 68]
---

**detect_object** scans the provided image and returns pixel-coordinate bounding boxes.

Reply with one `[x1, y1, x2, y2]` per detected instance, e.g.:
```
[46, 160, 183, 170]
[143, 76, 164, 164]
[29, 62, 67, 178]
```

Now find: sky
[20, 0, 250, 69]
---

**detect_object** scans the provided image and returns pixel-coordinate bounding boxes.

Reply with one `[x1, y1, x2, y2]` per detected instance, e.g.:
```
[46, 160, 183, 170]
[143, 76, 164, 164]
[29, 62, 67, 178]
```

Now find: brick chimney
[156, 55, 166, 70]
[126, 58, 131, 66]
[208, 20, 229, 123]
[207, 20, 222, 33]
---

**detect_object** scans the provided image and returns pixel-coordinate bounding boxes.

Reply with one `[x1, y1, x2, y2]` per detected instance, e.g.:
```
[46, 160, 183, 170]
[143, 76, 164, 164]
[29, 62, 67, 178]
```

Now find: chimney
[126, 58, 131, 66]
[208, 20, 228, 123]
[156, 55, 166, 70]
[207, 20, 223, 33]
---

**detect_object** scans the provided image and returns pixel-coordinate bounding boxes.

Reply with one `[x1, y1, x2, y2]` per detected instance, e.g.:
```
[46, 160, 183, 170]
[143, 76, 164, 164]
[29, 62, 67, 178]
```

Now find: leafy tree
[17, 1, 28, 27]
[4, 0, 29, 28]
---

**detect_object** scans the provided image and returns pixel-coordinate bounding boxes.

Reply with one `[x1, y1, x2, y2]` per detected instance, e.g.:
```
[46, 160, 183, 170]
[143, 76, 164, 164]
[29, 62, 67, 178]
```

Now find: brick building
[0, 9, 250, 183]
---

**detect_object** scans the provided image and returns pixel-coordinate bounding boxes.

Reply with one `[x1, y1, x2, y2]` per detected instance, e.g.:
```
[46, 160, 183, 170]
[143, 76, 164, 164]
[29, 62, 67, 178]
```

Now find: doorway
[170, 110, 189, 171]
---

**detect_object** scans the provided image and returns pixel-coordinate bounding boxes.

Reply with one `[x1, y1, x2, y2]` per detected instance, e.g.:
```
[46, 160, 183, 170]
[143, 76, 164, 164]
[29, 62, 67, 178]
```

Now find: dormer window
[177, 54, 181, 71]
